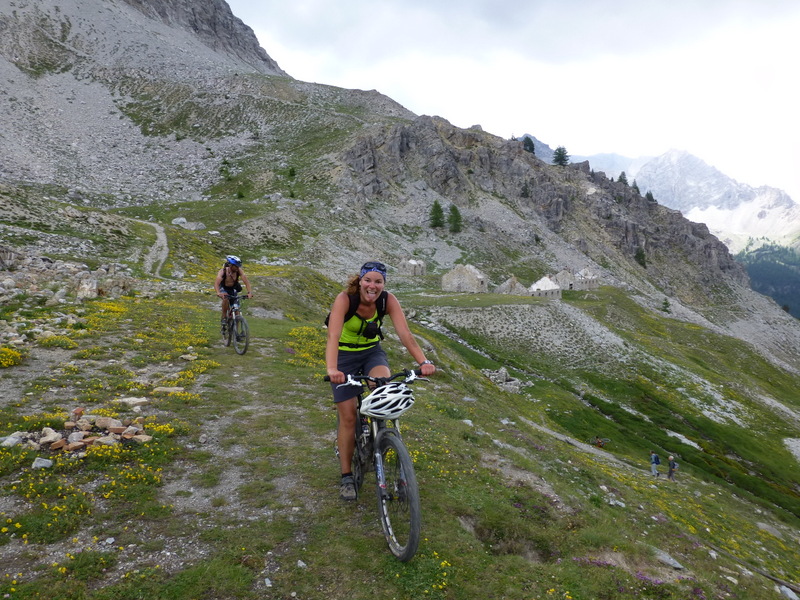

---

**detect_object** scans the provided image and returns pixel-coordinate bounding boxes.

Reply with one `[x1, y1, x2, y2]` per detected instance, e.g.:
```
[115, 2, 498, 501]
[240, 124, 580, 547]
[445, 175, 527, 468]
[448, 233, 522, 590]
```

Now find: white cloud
[229, 0, 800, 200]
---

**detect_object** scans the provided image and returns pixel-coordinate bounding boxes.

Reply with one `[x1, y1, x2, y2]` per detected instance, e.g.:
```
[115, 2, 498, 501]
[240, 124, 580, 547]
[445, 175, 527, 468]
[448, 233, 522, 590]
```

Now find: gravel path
[140, 221, 168, 277]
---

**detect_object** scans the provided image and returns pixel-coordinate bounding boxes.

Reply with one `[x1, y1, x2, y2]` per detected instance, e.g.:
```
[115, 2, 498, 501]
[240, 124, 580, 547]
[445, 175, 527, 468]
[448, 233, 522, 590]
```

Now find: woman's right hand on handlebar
[327, 368, 346, 384]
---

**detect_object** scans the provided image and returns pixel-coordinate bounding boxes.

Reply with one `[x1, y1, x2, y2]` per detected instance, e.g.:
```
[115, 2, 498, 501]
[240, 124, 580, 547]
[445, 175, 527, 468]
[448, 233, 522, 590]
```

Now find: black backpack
[325, 291, 388, 340]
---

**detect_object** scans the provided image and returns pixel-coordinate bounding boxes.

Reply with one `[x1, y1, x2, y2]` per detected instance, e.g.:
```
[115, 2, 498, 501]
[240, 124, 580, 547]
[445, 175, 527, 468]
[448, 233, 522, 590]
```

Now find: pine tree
[448, 204, 463, 233]
[552, 146, 569, 166]
[429, 199, 444, 228]
[618, 171, 629, 185]
[523, 137, 535, 155]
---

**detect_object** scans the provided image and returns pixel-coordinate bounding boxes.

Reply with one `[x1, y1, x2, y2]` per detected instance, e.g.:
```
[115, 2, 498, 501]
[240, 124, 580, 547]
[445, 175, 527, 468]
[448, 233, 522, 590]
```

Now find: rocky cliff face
[0, 0, 285, 77]
[119, 0, 285, 75]
[334, 116, 749, 307]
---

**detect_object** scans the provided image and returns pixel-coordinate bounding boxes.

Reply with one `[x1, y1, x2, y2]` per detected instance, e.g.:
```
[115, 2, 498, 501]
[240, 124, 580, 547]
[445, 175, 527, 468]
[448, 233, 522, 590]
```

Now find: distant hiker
[650, 450, 661, 477]
[667, 455, 678, 481]
[326, 261, 435, 501]
[214, 255, 252, 326]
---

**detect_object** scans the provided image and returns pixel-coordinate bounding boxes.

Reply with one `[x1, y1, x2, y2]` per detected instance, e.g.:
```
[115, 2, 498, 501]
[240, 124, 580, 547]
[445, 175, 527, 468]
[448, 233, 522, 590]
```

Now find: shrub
[38, 335, 78, 349]
[0, 346, 24, 368]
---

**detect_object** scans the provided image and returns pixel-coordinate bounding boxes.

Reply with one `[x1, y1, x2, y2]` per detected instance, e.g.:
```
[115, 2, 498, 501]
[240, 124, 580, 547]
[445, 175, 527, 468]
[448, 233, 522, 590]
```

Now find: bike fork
[374, 448, 388, 499]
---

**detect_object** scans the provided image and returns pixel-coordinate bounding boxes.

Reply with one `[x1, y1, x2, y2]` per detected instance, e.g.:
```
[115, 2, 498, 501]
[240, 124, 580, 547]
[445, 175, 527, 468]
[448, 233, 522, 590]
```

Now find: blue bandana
[360, 261, 387, 279]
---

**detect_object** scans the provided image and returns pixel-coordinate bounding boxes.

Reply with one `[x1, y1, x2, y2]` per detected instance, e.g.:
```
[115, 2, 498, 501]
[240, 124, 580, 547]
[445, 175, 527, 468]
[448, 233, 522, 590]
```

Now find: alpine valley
[1, 1, 799, 599]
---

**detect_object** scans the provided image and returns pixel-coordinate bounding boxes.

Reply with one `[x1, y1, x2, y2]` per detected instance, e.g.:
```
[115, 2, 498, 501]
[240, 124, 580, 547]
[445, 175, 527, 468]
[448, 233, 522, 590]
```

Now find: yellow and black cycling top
[338, 311, 381, 350]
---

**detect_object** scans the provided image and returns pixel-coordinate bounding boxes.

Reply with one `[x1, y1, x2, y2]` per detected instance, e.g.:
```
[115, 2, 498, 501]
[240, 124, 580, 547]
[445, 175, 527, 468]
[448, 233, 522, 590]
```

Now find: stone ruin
[399, 257, 426, 276]
[495, 276, 529, 296]
[441, 264, 489, 293]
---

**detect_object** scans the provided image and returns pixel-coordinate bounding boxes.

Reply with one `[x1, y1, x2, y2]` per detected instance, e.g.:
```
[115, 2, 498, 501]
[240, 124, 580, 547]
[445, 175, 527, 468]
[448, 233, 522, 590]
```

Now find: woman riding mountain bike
[325, 261, 435, 501]
[214, 255, 252, 328]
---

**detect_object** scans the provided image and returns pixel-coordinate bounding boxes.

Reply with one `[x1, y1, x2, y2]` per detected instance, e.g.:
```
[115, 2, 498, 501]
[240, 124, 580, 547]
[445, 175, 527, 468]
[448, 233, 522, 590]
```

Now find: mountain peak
[120, 0, 286, 75]
[1, 0, 286, 78]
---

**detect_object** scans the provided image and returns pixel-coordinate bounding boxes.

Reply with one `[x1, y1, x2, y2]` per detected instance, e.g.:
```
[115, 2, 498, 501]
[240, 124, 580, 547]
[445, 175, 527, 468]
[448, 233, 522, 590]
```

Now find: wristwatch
[419, 360, 433, 366]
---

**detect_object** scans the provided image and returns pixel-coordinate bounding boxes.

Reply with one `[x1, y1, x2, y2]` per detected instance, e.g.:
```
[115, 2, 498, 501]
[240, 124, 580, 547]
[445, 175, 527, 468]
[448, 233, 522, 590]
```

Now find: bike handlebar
[324, 368, 426, 386]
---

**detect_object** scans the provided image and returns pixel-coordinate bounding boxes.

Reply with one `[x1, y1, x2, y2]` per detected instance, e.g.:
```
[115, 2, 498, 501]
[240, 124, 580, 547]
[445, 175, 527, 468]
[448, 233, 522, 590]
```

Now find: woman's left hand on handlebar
[420, 362, 436, 376]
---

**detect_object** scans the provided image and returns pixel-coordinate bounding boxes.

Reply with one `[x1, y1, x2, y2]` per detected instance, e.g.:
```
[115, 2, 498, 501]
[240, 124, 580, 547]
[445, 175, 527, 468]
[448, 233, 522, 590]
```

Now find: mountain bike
[326, 369, 425, 562]
[220, 293, 249, 355]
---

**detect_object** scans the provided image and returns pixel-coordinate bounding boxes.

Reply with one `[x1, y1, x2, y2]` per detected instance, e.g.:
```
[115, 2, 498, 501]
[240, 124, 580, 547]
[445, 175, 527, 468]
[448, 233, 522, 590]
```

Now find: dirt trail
[140, 221, 168, 277]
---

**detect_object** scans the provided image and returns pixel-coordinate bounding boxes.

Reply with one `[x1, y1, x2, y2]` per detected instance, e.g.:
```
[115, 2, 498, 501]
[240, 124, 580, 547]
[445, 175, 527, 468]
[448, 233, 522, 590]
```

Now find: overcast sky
[226, 0, 800, 201]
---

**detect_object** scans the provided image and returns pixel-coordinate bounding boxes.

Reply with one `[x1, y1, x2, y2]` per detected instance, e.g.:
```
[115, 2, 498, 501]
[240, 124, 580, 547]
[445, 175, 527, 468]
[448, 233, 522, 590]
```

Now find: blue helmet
[226, 255, 242, 267]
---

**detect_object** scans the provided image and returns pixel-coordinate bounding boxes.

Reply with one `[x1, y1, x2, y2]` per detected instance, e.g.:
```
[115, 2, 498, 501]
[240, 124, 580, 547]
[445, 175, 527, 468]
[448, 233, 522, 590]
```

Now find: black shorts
[221, 283, 242, 296]
[330, 344, 389, 403]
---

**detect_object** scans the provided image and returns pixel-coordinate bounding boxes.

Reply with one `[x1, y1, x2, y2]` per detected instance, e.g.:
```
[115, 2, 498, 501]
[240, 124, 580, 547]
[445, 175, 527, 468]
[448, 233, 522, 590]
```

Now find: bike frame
[225, 293, 243, 320]
[340, 369, 420, 470]
[221, 293, 249, 354]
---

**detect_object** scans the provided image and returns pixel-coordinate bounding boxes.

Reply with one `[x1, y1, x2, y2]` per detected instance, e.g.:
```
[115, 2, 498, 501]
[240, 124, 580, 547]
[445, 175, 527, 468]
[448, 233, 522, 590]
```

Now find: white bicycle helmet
[360, 382, 415, 419]
[226, 255, 242, 267]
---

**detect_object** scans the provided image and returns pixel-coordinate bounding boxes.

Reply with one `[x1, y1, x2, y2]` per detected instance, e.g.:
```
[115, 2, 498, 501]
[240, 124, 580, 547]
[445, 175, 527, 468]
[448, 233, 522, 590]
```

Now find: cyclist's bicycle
[326, 369, 425, 562]
[220, 293, 249, 355]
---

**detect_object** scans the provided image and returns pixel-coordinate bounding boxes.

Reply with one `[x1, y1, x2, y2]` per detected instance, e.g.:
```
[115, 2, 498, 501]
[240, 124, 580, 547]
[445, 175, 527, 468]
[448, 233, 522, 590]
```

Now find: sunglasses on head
[362, 261, 386, 272]
[360, 261, 387, 278]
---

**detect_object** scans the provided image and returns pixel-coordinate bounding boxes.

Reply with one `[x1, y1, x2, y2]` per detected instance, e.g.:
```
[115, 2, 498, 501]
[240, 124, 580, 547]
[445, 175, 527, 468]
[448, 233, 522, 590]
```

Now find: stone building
[529, 275, 561, 298]
[441, 264, 489, 293]
[398, 258, 426, 276]
[495, 275, 529, 296]
[553, 268, 599, 291]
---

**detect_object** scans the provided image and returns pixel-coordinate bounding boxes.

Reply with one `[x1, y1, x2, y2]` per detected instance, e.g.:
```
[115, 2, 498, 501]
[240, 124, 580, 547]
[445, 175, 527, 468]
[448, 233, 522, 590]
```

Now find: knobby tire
[376, 431, 421, 562]
[232, 315, 249, 355]
[223, 316, 233, 347]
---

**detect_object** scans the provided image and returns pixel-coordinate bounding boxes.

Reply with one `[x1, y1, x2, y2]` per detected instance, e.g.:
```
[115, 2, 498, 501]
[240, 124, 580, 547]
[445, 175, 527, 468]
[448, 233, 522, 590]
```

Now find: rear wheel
[376, 432, 420, 562]
[232, 315, 249, 355]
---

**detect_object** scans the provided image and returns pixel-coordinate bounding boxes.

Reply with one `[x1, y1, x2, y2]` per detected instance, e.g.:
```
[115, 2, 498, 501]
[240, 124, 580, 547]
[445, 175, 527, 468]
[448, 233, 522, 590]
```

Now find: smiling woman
[324, 260, 436, 501]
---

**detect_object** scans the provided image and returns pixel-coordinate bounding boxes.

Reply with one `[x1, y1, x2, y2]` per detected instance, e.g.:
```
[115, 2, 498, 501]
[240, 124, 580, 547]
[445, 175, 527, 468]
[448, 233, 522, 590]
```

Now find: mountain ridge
[575, 149, 800, 253]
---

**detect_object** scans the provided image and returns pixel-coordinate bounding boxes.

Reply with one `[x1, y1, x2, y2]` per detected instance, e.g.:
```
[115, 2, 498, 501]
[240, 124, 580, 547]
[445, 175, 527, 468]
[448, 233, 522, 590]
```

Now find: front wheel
[376, 432, 420, 562]
[223, 316, 233, 347]
[232, 315, 249, 355]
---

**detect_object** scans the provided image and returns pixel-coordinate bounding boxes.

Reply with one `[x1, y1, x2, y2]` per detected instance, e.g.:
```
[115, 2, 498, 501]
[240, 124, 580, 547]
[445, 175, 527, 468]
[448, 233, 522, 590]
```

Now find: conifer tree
[448, 204, 463, 233]
[552, 146, 569, 166]
[429, 199, 444, 228]
[523, 136, 535, 155]
[618, 171, 629, 185]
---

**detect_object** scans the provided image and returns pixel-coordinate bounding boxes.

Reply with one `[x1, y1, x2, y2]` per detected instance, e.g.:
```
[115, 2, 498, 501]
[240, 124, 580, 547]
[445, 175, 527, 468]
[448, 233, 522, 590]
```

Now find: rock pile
[1, 409, 154, 457]
[482, 367, 521, 393]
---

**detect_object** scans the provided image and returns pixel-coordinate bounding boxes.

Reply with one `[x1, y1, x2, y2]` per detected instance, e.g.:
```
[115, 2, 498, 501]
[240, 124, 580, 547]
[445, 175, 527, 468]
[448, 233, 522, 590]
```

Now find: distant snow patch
[784, 439, 800, 463]
[666, 430, 701, 450]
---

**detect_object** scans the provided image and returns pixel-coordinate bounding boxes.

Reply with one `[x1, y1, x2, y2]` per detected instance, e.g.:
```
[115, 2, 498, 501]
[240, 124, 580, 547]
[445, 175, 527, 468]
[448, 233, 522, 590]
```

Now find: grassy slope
[1, 267, 799, 600]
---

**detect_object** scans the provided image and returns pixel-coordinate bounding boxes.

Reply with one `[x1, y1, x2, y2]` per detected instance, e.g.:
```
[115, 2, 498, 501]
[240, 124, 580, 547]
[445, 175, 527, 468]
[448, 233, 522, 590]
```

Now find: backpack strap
[374, 290, 388, 323]
[325, 291, 388, 334]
